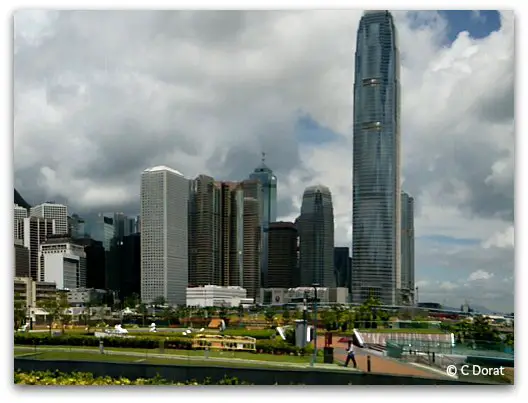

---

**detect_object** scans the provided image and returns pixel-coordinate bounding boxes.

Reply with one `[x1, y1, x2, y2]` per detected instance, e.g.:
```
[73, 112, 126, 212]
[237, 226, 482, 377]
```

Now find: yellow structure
[192, 334, 256, 352]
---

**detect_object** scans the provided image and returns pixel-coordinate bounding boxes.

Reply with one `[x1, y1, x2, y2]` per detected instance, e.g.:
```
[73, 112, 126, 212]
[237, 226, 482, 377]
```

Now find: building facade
[188, 175, 222, 286]
[76, 237, 106, 290]
[22, 216, 56, 281]
[296, 185, 335, 287]
[248, 155, 278, 289]
[30, 202, 68, 235]
[352, 10, 401, 305]
[140, 166, 189, 305]
[267, 222, 298, 289]
[400, 191, 415, 304]
[39, 235, 87, 290]
[14, 204, 28, 240]
[334, 247, 352, 293]
[186, 285, 251, 307]
[68, 214, 86, 239]
[14, 240, 30, 277]
[260, 287, 349, 306]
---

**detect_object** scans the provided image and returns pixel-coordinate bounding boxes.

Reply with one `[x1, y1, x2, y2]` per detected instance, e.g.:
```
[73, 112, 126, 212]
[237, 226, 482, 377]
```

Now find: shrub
[14, 370, 252, 385]
[223, 329, 275, 340]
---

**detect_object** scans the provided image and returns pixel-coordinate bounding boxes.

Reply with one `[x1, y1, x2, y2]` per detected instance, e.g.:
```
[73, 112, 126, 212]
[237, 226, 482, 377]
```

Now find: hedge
[15, 333, 320, 356]
[222, 329, 276, 339]
[14, 333, 192, 350]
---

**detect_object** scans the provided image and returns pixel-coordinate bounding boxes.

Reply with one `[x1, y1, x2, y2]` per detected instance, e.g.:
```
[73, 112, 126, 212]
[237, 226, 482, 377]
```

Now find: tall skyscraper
[140, 165, 189, 305]
[22, 217, 56, 281]
[14, 204, 28, 240]
[334, 247, 352, 292]
[352, 10, 401, 305]
[249, 153, 277, 288]
[188, 175, 222, 286]
[88, 213, 115, 250]
[268, 222, 298, 289]
[296, 185, 335, 287]
[400, 191, 415, 304]
[30, 202, 68, 235]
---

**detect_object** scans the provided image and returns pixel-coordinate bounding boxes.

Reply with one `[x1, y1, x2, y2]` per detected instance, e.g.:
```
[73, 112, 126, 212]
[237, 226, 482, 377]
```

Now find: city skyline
[13, 10, 514, 312]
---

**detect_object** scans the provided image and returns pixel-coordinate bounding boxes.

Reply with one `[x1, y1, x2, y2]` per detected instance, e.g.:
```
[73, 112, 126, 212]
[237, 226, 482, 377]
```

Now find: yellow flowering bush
[14, 370, 251, 385]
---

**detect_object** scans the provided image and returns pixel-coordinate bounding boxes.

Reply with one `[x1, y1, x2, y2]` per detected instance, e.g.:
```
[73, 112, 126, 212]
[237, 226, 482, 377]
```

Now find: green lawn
[14, 345, 322, 364]
[14, 348, 323, 369]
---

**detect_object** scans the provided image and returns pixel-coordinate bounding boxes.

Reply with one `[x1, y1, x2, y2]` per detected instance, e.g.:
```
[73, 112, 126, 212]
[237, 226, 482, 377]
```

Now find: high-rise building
[107, 233, 141, 300]
[22, 217, 56, 281]
[296, 185, 335, 287]
[14, 204, 28, 240]
[14, 240, 30, 277]
[267, 222, 298, 289]
[352, 10, 401, 305]
[68, 214, 86, 239]
[400, 191, 415, 304]
[76, 237, 106, 290]
[39, 235, 87, 289]
[188, 175, 222, 286]
[249, 153, 277, 289]
[334, 247, 352, 292]
[140, 165, 189, 305]
[241, 191, 261, 301]
[88, 213, 116, 250]
[30, 202, 68, 235]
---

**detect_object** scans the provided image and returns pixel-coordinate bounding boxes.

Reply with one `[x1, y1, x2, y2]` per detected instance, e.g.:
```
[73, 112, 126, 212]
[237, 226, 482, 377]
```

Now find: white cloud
[482, 225, 514, 249]
[468, 270, 494, 282]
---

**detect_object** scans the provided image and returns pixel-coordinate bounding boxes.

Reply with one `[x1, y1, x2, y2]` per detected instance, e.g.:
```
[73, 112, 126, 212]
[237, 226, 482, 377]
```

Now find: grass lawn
[14, 345, 322, 364]
[14, 348, 324, 369]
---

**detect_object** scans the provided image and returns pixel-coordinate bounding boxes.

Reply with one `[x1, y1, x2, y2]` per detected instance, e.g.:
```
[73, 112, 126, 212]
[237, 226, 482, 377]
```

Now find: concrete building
[260, 287, 349, 306]
[30, 202, 68, 235]
[248, 153, 278, 291]
[352, 11, 401, 305]
[14, 240, 30, 277]
[296, 185, 335, 287]
[400, 192, 415, 305]
[140, 165, 189, 305]
[67, 287, 106, 306]
[14, 277, 57, 319]
[39, 235, 87, 290]
[14, 204, 28, 240]
[107, 232, 141, 300]
[22, 216, 56, 281]
[186, 285, 252, 307]
[267, 222, 298, 288]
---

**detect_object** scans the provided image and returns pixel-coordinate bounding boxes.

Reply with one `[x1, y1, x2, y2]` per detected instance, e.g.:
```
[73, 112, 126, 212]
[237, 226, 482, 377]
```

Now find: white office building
[140, 165, 189, 306]
[186, 285, 253, 307]
[14, 204, 28, 240]
[31, 202, 68, 235]
[39, 236, 86, 290]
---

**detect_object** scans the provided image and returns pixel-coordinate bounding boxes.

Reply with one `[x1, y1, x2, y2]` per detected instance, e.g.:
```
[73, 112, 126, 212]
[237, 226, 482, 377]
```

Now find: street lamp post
[312, 283, 319, 366]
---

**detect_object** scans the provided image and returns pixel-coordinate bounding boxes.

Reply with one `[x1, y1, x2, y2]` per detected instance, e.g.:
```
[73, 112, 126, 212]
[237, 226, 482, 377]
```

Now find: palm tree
[14, 293, 26, 330]
[160, 306, 175, 326]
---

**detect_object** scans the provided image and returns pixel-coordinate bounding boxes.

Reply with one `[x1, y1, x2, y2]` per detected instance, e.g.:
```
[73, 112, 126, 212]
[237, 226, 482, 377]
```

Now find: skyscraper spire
[261, 151, 266, 164]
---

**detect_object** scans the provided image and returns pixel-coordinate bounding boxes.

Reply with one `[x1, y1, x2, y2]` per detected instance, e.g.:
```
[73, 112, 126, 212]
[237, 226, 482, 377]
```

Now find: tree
[219, 306, 228, 321]
[56, 292, 71, 334]
[14, 293, 26, 330]
[282, 308, 291, 325]
[470, 315, 501, 347]
[160, 306, 175, 326]
[83, 294, 101, 332]
[153, 296, 166, 308]
[124, 293, 140, 309]
[39, 292, 69, 335]
[264, 308, 275, 326]
[137, 303, 148, 327]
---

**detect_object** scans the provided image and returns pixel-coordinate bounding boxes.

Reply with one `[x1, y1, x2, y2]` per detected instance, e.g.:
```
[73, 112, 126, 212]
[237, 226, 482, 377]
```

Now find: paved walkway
[316, 338, 443, 378]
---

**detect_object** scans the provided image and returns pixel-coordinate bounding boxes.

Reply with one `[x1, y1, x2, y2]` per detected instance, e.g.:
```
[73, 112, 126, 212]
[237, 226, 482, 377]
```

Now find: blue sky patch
[418, 234, 481, 246]
[295, 114, 341, 145]
[440, 10, 501, 43]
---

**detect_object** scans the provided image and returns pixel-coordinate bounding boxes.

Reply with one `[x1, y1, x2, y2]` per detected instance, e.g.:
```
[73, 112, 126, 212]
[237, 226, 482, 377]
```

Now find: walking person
[344, 340, 357, 368]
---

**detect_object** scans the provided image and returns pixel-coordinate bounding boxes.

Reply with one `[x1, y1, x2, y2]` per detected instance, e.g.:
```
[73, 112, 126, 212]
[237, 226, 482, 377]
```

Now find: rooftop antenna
[261, 152, 266, 164]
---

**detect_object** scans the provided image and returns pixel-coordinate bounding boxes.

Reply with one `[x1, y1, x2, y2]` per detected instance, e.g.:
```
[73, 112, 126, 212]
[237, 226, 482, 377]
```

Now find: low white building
[186, 285, 253, 307]
[67, 288, 106, 306]
[260, 287, 349, 305]
[39, 236, 87, 290]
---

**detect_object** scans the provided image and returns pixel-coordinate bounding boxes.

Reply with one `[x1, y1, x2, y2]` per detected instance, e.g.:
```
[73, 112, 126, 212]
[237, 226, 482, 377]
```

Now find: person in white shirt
[344, 340, 357, 368]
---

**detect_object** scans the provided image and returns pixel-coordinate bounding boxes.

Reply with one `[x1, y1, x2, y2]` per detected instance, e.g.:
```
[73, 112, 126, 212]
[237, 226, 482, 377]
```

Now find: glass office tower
[249, 155, 277, 288]
[352, 10, 401, 305]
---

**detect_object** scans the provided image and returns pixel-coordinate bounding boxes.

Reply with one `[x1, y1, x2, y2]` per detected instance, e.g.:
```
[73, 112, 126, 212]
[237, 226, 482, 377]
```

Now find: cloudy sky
[13, 10, 514, 312]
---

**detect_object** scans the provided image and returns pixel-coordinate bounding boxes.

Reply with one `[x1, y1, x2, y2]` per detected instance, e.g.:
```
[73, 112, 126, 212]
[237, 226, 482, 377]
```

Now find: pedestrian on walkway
[344, 340, 357, 368]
